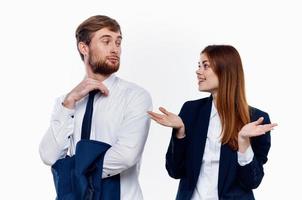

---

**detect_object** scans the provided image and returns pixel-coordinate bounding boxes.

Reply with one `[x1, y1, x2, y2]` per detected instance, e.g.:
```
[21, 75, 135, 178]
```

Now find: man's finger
[99, 86, 109, 96]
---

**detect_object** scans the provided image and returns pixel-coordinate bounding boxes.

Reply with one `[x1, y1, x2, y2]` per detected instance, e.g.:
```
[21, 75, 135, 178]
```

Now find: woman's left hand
[239, 117, 277, 139]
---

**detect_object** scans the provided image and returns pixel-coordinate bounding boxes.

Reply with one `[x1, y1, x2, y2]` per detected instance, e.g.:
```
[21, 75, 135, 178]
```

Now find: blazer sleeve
[165, 102, 189, 179]
[237, 110, 271, 189]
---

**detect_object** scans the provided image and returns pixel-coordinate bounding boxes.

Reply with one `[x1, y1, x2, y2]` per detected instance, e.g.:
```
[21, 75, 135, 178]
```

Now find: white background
[0, 0, 301, 199]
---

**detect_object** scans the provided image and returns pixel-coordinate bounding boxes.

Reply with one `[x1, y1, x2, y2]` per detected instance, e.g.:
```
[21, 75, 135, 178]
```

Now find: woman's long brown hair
[201, 45, 250, 150]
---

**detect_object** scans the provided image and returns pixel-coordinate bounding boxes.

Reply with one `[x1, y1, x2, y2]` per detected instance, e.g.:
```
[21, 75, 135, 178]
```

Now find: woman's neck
[212, 92, 217, 107]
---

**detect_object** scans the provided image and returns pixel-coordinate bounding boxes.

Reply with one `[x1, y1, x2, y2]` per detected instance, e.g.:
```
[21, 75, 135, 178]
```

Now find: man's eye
[102, 40, 110, 44]
[116, 41, 121, 47]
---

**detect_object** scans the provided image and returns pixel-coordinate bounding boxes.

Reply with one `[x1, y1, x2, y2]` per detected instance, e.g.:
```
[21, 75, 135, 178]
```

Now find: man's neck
[88, 72, 110, 82]
[85, 65, 110, 82]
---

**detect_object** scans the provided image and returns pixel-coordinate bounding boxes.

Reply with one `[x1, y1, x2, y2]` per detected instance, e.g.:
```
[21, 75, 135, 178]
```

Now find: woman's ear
[78, 42, 89, 57]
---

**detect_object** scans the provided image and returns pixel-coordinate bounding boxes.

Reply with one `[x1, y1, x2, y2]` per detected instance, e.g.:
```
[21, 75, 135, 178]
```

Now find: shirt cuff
[55, 101, 75, 121]
[102, 171, 112, 179]
[51, 99, 75, 144]
[237, 145, 254, 166]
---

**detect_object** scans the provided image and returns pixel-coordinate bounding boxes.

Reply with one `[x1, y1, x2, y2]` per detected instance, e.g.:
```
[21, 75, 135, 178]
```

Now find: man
[39, 15, 152, 200]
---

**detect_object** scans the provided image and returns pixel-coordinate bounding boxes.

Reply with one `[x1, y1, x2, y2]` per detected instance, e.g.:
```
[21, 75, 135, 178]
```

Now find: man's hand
[63, 78, 109, 109]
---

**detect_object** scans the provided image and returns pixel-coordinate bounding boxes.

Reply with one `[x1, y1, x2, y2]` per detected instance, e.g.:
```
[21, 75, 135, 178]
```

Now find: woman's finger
[253, 117, 264, 125]
[147, 111, 165, 120]
[159, 107, 170, 115]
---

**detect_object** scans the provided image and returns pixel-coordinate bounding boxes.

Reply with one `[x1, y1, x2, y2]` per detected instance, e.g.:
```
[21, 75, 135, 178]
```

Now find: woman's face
[196, 53, 219, 95]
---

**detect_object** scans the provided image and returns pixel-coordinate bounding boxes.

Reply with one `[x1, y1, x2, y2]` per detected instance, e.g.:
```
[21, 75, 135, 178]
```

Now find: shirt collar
[102, 73, 117, 91]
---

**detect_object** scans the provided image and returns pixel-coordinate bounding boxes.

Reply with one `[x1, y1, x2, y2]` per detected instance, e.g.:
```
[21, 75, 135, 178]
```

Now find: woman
[148, 45, 277, 200]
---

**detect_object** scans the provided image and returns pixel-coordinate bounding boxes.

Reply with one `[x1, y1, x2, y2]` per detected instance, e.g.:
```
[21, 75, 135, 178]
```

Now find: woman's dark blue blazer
[166, 96, 271, 200]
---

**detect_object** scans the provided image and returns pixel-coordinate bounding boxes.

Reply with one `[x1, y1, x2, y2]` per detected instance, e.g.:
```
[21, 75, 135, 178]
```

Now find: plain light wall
[0, 0, 301, 199]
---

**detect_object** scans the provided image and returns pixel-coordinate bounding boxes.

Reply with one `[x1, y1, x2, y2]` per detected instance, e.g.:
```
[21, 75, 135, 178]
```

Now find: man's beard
[88, 52, 120, 75]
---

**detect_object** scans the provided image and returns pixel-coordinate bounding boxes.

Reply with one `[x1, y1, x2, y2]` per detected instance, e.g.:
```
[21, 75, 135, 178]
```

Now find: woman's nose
[196, 67, 203, 75]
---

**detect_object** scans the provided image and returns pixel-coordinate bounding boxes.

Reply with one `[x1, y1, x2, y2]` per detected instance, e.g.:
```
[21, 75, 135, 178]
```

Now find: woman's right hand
[148, 107, 186, 138]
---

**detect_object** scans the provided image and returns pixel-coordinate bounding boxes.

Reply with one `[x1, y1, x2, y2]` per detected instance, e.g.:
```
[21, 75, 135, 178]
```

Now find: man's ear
[78, 42, 89, 57]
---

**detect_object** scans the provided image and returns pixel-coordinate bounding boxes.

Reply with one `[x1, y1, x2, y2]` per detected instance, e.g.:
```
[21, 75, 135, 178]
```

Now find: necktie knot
[89, 90, 98, 98]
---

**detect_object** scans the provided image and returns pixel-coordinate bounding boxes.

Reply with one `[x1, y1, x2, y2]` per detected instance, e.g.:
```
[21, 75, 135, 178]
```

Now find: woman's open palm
[239, 117, 277, 138]
[147, 107, 184, 129]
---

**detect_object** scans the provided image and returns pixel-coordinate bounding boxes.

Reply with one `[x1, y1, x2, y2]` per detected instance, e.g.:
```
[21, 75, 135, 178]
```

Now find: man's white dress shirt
[39, 74, 152, 200]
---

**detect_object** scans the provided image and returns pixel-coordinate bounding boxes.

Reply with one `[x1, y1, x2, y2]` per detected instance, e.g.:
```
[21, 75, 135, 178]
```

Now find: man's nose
[110, 43, 120, 54]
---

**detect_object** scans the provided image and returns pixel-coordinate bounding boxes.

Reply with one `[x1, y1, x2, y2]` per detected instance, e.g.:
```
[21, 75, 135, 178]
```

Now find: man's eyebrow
[99, 35, 123, 40]
[99, 35, 112, 39]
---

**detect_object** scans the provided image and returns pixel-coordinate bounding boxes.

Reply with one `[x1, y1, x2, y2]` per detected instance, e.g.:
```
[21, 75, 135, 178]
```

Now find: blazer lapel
[218, 143, 236, 196]
[190, 97, 212, 186]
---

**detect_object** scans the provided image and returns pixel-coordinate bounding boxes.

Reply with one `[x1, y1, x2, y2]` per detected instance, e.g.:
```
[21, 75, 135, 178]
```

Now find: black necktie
[81, 90, 98, 140]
